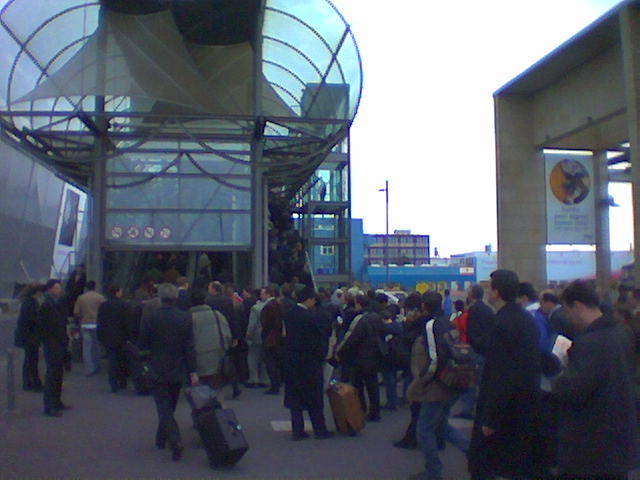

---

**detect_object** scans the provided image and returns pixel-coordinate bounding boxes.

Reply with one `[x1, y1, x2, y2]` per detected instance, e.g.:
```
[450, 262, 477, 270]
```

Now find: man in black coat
[138, 283, 199, 461]
[468, 270, 542, 480]
[97, 285, 132, 393]
[466, 284, 496, 357]
[282, 287, 332, 441]
[552, 280, 639, 479]
[39, 279, 71, 417]
[14, 283, 43, 391]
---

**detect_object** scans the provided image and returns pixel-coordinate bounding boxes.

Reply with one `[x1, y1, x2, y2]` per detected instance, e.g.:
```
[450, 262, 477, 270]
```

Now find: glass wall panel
[105, 211, 251, 247]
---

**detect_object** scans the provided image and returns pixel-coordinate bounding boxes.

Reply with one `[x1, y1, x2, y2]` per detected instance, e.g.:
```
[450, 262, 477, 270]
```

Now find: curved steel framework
[0, 0, 362, 197]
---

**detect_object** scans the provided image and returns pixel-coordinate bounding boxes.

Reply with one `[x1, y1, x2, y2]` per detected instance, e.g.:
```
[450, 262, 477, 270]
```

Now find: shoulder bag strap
[213, 311, 227, 351]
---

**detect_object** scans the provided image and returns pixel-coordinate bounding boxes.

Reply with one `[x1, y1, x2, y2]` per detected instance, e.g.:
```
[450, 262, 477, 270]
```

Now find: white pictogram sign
[111, 226, 123, 239]
[127, 226, 140, 239]
[159, 227, 172, 239]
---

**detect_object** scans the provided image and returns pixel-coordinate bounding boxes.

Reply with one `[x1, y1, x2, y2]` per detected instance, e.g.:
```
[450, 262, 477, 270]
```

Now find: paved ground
[0, 314, 471, 480]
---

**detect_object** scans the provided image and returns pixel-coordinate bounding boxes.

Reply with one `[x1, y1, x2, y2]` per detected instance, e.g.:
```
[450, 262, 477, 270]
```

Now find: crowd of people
[12, 267, 640, 479]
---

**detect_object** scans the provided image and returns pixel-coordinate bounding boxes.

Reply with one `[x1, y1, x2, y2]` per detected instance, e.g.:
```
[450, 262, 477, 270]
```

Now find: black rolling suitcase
[185, 385, 248, 468]
[195, 408, 248, 468]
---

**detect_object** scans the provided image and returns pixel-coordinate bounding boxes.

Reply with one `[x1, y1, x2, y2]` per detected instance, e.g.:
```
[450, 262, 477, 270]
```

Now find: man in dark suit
[468, 270, 542, 480]
[39, 279, 71, 417]
[282, 287, 332, 441]
[138, 283, 199, 461]
[466, 284, 496, 357]
[552, 281, 639, 480]
[97, 285, 132, 393]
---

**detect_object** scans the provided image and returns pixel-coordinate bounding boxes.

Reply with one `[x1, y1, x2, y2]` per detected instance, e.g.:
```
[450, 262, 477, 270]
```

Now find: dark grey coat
[282, 304, 324, 411]
[468, 301, 542, 479]
[137, 304, 197, 384]
[466, 299, 496, 357]
[552, 316, 640, 476]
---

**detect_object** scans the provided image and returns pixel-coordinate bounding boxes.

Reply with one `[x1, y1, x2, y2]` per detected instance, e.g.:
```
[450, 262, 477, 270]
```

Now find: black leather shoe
[314, 431, 334, 440]
[44, 409, 62, 417]
[291, 432, 310, 441]
[56, 403, 72, 410]
[393, 439, 417, 450]
[171, 444, 184, 461]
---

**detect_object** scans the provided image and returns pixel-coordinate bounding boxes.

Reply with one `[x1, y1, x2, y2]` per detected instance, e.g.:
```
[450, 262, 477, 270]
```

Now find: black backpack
[387, 334, 411, 369]
[425, 319, 481, 392]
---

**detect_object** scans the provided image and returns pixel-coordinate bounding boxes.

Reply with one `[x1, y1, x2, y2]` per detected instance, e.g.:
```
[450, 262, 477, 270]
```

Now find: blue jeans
[381, 367, 398, 408]
[81, 326, 99, 375]
[416, 399, 470, 480]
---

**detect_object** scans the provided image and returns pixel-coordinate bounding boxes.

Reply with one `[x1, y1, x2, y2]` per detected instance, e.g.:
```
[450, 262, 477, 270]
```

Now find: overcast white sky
[330, 0, 633, 256]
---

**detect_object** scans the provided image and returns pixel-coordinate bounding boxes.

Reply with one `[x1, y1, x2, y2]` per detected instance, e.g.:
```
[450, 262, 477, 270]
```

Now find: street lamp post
[379, 180, 389, 287]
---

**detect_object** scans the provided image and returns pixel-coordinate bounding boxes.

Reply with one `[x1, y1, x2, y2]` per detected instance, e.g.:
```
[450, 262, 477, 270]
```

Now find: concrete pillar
[621, 6, 640, 284]
[593, 150, 612, 303]
[495, 94, 546, 288]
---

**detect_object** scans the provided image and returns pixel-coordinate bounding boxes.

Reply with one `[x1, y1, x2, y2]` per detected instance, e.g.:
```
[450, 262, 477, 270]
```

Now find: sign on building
[545, 152, 595, 245]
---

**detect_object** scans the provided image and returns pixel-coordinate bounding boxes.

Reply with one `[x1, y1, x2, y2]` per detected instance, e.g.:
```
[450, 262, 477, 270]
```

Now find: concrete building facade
[495, 0, 640, 293]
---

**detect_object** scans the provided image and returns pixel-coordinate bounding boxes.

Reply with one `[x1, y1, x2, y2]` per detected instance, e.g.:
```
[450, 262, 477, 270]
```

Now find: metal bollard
[6, 348, 16, 412]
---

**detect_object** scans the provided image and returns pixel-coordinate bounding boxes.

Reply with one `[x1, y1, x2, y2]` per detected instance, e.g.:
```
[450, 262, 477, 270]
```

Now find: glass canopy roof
[0, 0, 362, 199]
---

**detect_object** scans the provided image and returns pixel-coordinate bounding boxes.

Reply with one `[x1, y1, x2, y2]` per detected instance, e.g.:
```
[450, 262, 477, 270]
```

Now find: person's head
[375, 292, 388, 305]
[404, 292, 423, 312]
[190, 289, 207, 307]
[108, 285, 123, 298]
[539, 292, 560, 315]
[387, 303, 401, 318]
[281, 283, 294, 299]
[561, 280, 602, 330]
[297, 286, 317, 309]
[261, 285, 279, 301]
[20, 282, 42, 298]
[86, 280, 96, 291]
[224, 283, 236, 298]
[331, 288, 343, 306]
[158, 282, 179, 304]
[175, 276, 189, 290]
[454, 299, 465, 313]
[422, 291, 443, 316]
[626, 288, 640, 309]
[489, 269, 520, 306]
[208, 281, 223, 296]
[241, 287, 253, 299]
[468, 284, 484, 303]
[45, 279, 63, 298]
[518, 282, 538, 306]
[355, 294, 370, 312]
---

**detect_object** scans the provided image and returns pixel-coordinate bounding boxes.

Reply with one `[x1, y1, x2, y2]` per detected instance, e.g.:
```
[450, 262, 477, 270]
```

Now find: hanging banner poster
[545, 152, 595, 244]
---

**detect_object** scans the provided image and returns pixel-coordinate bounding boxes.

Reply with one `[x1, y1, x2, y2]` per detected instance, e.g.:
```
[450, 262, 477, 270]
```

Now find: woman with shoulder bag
[189, 290, 233, 404]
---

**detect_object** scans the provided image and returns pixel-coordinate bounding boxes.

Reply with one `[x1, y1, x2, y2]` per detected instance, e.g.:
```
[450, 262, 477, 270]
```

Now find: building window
[320, 245, 335, 256]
